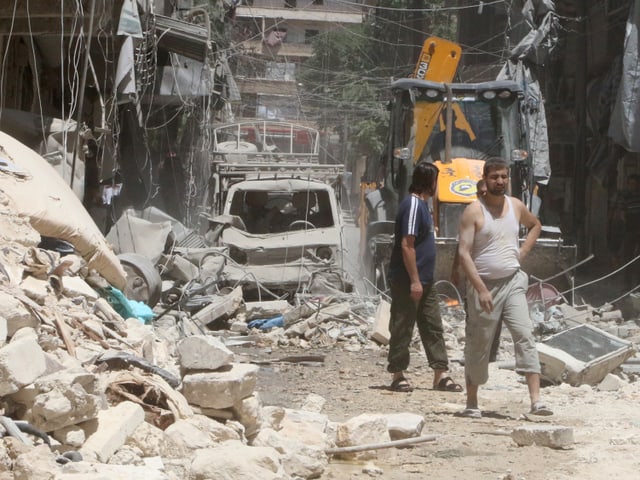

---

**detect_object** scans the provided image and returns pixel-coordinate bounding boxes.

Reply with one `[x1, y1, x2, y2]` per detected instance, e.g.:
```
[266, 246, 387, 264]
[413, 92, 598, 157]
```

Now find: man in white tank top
[457, 157, 553, 418]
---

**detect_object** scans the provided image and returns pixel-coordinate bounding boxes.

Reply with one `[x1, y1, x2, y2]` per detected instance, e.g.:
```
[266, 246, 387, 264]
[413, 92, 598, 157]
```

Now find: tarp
[608, 2, 640, 152]
[497, 0, 557, 185]
[498, 60, 551, 184]
[0, 131, 127, 289]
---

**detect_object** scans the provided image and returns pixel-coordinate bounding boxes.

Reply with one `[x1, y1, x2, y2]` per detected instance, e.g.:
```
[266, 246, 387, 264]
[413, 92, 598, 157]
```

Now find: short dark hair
[483, 157, 509, 177]
[410, 161, 439, 196]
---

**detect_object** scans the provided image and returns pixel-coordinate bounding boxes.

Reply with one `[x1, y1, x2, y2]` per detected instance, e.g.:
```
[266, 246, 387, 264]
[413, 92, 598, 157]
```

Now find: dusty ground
[236, 339, 640, 480]
[229, 213, 640, 479]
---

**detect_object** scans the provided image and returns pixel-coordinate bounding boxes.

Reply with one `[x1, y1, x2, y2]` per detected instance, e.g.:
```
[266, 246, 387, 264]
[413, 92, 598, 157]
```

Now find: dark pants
[387, 282, 449, 373]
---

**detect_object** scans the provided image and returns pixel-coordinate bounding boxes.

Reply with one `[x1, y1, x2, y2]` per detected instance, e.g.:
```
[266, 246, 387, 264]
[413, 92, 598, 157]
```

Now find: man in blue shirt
[387, 162, 462, 393]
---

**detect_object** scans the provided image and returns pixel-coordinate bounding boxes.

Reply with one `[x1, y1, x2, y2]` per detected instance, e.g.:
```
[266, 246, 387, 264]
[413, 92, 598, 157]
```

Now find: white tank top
[471, 196, 520, 280]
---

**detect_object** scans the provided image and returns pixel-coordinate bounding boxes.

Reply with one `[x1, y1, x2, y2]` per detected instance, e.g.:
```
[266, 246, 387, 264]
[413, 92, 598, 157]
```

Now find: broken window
[230, 189, 335, 234]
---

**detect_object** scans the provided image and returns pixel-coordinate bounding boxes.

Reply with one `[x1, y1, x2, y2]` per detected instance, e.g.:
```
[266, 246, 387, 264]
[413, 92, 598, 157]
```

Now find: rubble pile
[1, 189, 639, 478]
[0, 198, 432, 479]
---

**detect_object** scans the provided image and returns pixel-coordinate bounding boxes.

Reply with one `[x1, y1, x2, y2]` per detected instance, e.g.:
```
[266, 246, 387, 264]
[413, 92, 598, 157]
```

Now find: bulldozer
[361, 37, 577, 293]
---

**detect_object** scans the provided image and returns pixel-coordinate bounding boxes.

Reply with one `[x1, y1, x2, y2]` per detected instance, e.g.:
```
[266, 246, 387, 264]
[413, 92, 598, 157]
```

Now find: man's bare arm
[514, 198, 541, 262]
[458, 203, 493, 313]
[458, 204, 484, 294]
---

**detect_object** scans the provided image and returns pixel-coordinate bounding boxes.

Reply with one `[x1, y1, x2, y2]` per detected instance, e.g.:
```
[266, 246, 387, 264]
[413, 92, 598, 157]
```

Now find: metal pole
[70, 0, 96, 190]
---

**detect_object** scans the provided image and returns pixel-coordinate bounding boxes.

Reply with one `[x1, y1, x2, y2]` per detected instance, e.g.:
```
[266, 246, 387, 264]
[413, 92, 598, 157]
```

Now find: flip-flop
[530, 401, 553, 416]
[461, 408, 482, 419]
[434, 376, 463, 392]
[389, 377, 414, 392]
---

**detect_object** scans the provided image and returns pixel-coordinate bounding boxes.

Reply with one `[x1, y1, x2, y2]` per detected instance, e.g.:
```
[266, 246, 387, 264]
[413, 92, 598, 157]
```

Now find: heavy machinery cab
[381, 78, 528, 236]
[363, 77, 576, 291]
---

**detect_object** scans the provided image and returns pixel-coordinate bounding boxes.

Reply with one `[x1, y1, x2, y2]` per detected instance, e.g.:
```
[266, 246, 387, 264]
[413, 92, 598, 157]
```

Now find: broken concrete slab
[279, 408, 330, 448]
[186, 414, 242, 444]
[190, 286, 243, 327]
[165, 419, 215, 450]
[19, 276, 50, 304]
[285, 302, 351, 337]
[538, 324, 636, 386]
[0, 290, 38, 337]
[511, 425, 574, 449]
[126, 421, 188, 459]
[61, 276, 99, 300]
[13, 368, 103, 431]
[384, 412, 425, 440]
[80, 401, 145, 462]
[181, 362, 259, 409]
[244, 300, 291, 320]
[233, 393, 264, 439]
[52, 424, 86, 448]
[251, 427, 328, 479]
[55, 462, 170, 480]
[370, 299, 390, 345]
[300, 393, 326, 413]
[190, 445, 285, 480]
[0, 336, 47, 396]
[12, 444, 58, 480]
[335, 413, 390, 460]
[597, 373, 627, 391]
[177, 334, 234, 372]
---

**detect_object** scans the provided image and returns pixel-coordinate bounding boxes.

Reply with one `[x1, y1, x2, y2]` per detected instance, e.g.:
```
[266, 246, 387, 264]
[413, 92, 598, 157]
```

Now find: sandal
[434, 376, 463, 392]
[389, 377, 414, 392]
[461, 408, 482, 419]
[529, 401, 553, 416]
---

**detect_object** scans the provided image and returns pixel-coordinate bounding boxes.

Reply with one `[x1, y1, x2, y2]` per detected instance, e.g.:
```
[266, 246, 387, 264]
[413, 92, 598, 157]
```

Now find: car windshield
[228, 189, 335, 234]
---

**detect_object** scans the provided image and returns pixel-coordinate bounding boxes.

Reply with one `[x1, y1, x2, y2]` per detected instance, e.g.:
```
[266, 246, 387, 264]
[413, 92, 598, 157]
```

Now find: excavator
[360, 37, 577, 293]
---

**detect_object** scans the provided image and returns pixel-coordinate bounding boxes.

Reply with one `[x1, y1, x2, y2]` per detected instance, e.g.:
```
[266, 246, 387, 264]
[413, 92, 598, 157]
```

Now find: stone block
[279, 408, 330, 448]
[19, 276, 50, 304]
[597, 373, 627, 391]
[126, 421, 187, 459]
[165, 419, 214, 450]
[13, 368, 102, 431]
[0, 336, 47, 396]
[61, 276, 99, 300]
[0, 291, 37, 337]
[384, 412, 425, 440]
[233, 393, 264, 439]
[181, 363, 259, 409]
[190, 445, 283, 480]
[511, 425, 574, 448]
[191, 286, 243, 326]
[252, 427, 328, 479]
[335, 413, 390, 460]
[81, 401, 145, 462]
[370, 299, 390, 345]
[177, 335, 234, 372]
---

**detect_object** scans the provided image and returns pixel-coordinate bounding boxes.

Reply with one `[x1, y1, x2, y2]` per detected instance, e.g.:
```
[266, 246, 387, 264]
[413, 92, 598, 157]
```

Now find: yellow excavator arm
[411, 37, 462, 162]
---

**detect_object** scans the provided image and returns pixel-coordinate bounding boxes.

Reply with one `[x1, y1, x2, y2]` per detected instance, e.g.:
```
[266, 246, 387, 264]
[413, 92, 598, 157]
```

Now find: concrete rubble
[1, 196, 640, 479]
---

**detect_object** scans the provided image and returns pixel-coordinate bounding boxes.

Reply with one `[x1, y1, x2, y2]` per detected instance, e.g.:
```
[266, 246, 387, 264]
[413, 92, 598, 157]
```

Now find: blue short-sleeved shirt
[388, 194, 436, 287]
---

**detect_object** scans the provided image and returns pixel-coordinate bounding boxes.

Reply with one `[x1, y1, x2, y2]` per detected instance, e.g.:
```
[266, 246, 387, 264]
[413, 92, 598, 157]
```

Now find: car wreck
[205, 121, 353, 301]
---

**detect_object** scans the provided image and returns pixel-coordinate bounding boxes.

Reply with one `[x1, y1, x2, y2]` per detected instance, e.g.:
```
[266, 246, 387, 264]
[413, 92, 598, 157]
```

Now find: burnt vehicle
[206, 121, 352, 300]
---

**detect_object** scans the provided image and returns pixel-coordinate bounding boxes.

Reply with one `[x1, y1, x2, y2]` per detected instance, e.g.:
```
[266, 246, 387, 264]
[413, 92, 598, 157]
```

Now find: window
[305, 30, 319, 44]
[284, 0, 296, 8]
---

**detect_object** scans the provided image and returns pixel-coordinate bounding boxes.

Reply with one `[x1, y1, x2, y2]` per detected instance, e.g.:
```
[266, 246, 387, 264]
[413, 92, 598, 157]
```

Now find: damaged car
[209, 177, 353, 300]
